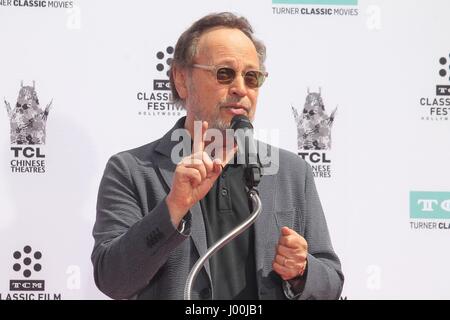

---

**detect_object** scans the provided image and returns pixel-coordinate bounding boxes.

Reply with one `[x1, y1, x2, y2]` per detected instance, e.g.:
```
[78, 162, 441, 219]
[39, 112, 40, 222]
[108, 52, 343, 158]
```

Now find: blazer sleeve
[91, 153, 190, 299]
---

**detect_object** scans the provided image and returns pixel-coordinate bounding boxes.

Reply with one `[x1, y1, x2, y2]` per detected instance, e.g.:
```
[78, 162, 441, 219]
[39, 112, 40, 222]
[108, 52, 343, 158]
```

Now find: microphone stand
[183, 163, 262, 300]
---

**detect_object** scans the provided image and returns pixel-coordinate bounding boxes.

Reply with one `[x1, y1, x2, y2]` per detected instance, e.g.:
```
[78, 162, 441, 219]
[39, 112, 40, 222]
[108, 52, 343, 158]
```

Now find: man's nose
[229, 74, 248, 97]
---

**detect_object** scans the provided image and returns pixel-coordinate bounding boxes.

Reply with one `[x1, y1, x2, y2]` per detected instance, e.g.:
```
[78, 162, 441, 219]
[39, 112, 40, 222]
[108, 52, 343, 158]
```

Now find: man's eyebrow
[214, 59, 260, 70]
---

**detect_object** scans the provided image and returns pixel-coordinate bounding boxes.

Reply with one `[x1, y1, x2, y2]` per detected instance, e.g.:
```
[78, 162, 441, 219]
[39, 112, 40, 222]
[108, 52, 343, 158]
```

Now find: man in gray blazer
[91, 12, 343, 300]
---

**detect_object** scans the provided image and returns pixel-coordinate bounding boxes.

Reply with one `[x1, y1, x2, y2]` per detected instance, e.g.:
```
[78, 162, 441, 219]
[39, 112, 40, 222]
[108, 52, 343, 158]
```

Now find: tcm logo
[137, 45, 184, 116]
[4, 81, 52, 145]
[10, 245, 44, 291]
[410, 191, 450, 219]
[436, 54, 450, 95]
[10, 280, 44, 291]
[153, 46, 173, 91]
[272, 0, 357, 5]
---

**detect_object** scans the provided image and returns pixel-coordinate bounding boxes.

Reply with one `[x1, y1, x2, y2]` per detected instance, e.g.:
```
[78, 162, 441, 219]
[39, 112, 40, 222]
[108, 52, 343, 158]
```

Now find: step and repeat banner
[1, 0, 449, 300]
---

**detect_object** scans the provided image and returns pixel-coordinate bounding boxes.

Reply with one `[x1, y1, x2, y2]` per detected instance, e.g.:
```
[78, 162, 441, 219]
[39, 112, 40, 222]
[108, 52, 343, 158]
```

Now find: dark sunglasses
[191, 64, 268, 88]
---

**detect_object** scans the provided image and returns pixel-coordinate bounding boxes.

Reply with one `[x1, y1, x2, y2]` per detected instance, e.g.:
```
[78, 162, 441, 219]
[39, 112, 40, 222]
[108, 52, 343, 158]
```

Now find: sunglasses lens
[244, 71, 264, 88]
[214, 67, 266, 88]
[216, 67, 235, 84]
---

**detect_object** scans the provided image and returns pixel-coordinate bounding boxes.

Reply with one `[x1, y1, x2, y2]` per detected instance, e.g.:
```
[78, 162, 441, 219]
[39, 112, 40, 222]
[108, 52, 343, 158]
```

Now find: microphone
[230, 115, 261, 188]
[230, 115, 258, 167]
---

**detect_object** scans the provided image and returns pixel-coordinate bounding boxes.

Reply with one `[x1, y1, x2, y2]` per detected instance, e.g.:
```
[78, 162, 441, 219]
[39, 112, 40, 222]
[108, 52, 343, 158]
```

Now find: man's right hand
[166, 121, 236, 228]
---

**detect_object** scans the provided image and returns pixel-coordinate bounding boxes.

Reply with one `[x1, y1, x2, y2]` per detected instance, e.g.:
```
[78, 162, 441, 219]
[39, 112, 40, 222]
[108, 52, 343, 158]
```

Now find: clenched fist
[272, 227, 308, 281]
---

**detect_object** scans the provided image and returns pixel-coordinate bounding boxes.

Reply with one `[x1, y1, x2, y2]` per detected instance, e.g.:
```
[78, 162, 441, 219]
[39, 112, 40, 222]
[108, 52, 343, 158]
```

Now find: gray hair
[169, 12, 266, 105]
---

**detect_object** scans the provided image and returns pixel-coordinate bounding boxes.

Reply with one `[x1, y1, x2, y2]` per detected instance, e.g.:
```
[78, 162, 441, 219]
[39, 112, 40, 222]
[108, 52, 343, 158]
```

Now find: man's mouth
[221, 105, 249, 116]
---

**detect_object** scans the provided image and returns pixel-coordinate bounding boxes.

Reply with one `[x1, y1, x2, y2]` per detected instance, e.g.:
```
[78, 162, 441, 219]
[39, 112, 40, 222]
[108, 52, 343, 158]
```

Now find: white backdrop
[1, 0, 449, 299]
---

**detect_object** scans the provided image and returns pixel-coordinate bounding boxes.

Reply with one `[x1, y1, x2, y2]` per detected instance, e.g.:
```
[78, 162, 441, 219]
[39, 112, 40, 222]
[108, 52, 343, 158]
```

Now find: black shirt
[200, 163, 258, 300]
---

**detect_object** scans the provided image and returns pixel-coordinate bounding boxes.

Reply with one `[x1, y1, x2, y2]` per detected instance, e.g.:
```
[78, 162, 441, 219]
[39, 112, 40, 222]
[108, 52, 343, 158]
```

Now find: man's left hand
[272, 226, 308, 281]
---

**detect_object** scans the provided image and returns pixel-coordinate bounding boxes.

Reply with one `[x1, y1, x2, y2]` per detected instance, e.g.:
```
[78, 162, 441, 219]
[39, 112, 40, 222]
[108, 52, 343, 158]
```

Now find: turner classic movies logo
[4, 81, 52, 173]
[0, 0, 73, 9]
[0, 245, 61, 300]
[292, 88, 337, 178]
[409, 192, 450, 231]
[272, 0, 359, 17]
[136, 46, 185, 117]
[418, 54, 450, 121]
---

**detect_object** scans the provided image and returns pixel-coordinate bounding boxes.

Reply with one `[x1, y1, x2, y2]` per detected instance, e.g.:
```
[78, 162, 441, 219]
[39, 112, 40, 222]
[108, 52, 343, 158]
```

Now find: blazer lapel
[253, 147, 279, 297]
[254, 173, 276, 274]
[154, 118, 211, 280]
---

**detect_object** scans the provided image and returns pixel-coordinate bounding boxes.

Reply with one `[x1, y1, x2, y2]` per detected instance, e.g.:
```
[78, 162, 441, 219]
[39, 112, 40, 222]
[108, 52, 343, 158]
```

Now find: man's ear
[172, 65, 188, 99]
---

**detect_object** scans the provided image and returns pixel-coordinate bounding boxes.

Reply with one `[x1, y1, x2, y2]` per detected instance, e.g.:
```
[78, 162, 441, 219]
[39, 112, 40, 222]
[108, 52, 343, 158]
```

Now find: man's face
[183, 27, 261, 130]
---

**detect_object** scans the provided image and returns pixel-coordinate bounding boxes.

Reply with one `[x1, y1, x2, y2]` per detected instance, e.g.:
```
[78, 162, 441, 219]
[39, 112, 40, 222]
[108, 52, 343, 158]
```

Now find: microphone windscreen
[230, 115, 253, 131]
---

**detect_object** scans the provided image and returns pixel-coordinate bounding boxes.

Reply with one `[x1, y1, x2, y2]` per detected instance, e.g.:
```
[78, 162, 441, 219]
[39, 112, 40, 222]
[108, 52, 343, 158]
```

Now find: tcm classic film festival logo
[4, 81, 52, 173]
[292, 88, 337, 178]
[272, 0, 359, 17]
[409, 192, 450, 231]
[0, 245, 61, 300]
[136, 46, 185, 117]
[418, 53, 450, 121]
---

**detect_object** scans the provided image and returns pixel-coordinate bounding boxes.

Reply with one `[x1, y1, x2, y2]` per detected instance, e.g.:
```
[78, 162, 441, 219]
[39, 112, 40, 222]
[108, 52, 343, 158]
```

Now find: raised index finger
[193, 120, 208, 155]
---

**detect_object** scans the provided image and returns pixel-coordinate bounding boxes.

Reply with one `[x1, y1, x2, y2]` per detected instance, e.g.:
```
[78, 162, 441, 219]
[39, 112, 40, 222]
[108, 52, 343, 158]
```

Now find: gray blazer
[91, 117, 344, 300]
